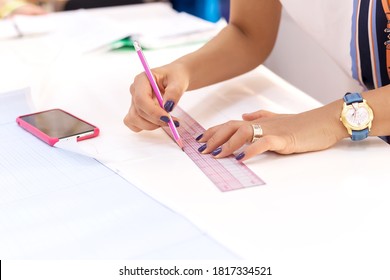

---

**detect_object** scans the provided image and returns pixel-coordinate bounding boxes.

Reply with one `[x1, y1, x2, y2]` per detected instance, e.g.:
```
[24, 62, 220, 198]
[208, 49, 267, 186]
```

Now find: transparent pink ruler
[162, 107, 265, 192]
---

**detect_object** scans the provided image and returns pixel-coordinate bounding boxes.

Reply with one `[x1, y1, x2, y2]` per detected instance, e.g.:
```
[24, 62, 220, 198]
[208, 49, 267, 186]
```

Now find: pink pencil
[133, 40, 184, 150]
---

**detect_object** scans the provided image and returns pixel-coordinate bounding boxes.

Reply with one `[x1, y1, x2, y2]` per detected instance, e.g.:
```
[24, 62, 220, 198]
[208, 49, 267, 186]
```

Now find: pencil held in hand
[133, 41, 184, 150]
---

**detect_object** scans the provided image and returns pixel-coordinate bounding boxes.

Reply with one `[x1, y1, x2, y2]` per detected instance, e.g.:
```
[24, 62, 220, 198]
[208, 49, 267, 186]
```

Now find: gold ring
[251, 124, 263, 143]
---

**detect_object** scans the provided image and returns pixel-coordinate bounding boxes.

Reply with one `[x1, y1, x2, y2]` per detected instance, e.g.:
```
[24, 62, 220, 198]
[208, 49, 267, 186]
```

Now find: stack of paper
[0, 5, 224, 51]
[132, 12, 224, 49]
[0, 11, 130, 53]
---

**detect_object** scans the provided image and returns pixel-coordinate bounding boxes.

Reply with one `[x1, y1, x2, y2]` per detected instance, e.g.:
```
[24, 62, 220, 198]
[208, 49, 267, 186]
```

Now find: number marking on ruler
[163, 107, 265, 192]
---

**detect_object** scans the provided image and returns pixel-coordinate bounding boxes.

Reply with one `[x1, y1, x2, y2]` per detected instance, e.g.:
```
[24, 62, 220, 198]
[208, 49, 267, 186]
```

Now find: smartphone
[16, 109, 99, 146]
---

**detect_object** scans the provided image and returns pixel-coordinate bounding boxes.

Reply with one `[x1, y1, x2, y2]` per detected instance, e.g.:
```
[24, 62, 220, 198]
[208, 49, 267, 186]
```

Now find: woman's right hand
[123, 62, 190, 132]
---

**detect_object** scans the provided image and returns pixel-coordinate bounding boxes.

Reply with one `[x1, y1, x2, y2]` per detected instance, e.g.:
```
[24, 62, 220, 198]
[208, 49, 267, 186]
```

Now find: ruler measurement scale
[163, 107, 265, 192]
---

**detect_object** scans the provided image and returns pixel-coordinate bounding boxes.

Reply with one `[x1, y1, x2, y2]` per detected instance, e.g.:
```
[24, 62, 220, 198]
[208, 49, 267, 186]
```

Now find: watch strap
[351, 128, 370, 141]
[344, 92, 363, 105]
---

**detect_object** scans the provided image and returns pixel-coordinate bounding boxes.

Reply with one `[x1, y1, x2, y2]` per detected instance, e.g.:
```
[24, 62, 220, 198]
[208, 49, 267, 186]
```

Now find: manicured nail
[160, 116, 170, 123]
[235, 152, 245, 161]
[164, 100, 175, 112]
[211, 147, 222, 156]
[174, 120, 180, 127]
[198, 143, 207, 153]
[195, 134, 203, 141]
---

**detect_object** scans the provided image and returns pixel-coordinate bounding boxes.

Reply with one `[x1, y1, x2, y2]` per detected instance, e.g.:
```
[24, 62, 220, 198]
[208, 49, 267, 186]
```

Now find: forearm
[173, 0, 282, 91]
[362, 86, 390, 136]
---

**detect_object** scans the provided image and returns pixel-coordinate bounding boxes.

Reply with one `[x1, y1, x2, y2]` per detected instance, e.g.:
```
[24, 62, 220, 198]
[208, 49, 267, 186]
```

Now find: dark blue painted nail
[174, 120, 180, 127]
[195, 134, 203, 141]
[198, 143, 207, 153]
[164, 100, 175, 112]
[211, 147, 222, 156]
[160, 116, 170, 123]
[235, 152, 245, 161]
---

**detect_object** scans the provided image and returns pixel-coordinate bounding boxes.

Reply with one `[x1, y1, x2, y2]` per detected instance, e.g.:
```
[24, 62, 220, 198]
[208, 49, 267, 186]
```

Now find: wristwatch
[340, 92, 374, 141]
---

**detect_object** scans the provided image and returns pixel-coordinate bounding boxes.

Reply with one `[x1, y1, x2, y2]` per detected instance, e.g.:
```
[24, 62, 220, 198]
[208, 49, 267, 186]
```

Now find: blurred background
[7, 0, 353, 103]
[28, 0, 230, 22]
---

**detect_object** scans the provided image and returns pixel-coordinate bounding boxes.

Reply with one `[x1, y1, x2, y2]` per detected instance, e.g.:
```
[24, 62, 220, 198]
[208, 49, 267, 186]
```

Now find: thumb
[242, 110, 276, 121]
[162, 82, 186, 113]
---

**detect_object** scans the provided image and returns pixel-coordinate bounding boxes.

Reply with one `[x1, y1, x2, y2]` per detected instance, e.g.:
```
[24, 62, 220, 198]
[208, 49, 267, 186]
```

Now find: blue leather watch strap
[344, 92, 363, 104]
[351, 128, 369, 141]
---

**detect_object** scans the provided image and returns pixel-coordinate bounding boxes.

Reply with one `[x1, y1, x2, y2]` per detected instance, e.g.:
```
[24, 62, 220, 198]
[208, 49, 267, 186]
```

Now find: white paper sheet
[0, 89, 237, 259]
[0, 13, 56, 39]
[0, 11, 130, 53]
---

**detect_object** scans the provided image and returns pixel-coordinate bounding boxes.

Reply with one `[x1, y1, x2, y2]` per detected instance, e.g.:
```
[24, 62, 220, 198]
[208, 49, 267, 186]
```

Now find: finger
[242, 110, 277, 121]
[236, 135, 289, 161]
[161, 114, 181, 128]
[123, 111, 161, 132]
[161, 80, 185, 113]
[131, 75, 168, 125]
[196, 123, 226, 143]
[198, 121, 242, 154]
[213, 124, 253, 158]
[135, 98, 172, 127]
[123, 104, 161, 132]
[170, 115, 181, 128]
[132, 108, 181, 130]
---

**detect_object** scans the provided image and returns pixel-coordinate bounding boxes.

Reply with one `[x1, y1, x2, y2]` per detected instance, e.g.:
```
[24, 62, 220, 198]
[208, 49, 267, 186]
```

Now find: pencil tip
[176, 139, 184, 151]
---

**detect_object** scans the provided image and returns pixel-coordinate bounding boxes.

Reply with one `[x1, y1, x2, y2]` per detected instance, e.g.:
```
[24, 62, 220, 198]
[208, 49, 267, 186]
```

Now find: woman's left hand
[196, 103, 348, 161]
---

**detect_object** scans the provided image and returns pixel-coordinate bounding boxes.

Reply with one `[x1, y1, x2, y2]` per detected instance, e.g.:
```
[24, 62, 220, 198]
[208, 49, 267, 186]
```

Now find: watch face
[345, 103, 370, 128]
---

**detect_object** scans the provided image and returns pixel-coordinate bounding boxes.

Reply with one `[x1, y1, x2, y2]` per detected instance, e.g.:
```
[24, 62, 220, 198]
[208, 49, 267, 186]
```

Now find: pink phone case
[16, 109, 100, 146]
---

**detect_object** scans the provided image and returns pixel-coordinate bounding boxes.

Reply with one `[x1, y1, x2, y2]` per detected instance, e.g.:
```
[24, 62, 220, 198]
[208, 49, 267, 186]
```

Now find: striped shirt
[351, 0, 390, 90]
[281, 0, 389, 91]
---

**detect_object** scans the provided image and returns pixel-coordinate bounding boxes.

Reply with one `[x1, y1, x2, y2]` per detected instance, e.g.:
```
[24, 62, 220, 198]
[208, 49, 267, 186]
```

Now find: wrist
[323, 99, 351, 141]
[339, 92, 374, 141]
[0, 0, 27, 18]
[174, 52, 207, 91]
[165, 61, 191, 92]
[361, 87, 390, 137]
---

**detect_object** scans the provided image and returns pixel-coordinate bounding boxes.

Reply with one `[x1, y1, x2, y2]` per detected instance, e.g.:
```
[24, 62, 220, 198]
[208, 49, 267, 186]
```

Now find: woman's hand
[123, 62, 190, 132]
[197, 102, 348, 161]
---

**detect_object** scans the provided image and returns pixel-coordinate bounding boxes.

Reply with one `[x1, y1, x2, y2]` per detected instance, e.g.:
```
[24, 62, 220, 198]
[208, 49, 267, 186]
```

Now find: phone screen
[19, 109, 96, 139]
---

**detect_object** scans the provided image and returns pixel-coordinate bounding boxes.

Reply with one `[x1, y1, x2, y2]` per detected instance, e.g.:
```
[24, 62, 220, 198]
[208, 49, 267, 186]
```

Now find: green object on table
[111, 37, 134, 51]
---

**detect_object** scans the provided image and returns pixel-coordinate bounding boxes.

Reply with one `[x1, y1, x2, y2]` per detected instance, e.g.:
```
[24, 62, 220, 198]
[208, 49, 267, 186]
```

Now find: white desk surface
[1, 3, 390, 278]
